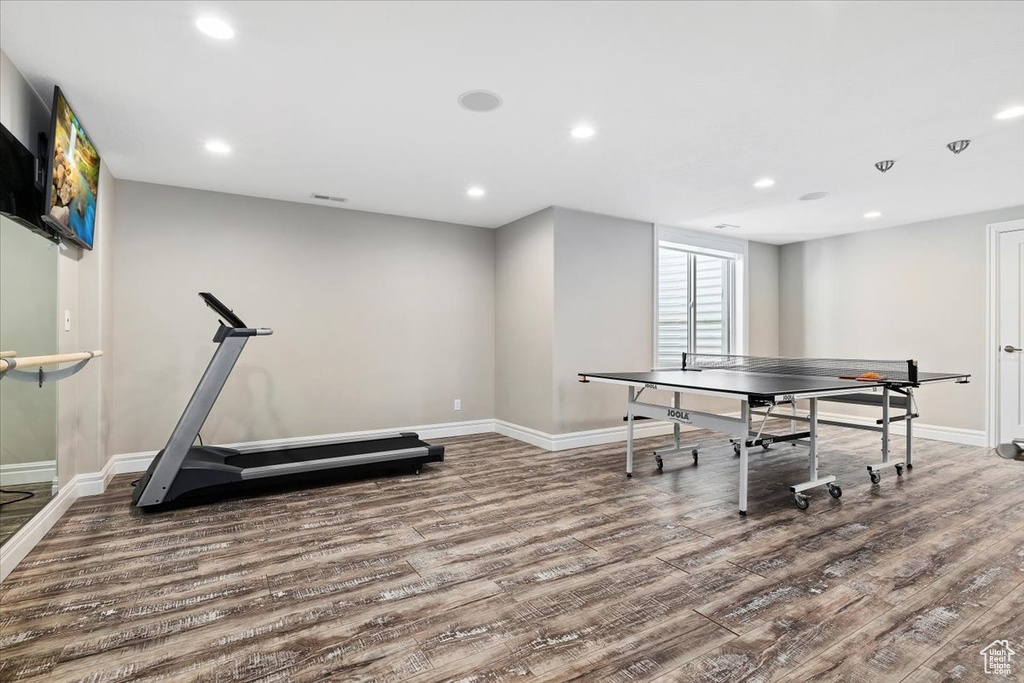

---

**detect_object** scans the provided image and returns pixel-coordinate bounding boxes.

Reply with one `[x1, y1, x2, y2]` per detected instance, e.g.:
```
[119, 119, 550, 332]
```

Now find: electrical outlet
[453, 399, 462, 411]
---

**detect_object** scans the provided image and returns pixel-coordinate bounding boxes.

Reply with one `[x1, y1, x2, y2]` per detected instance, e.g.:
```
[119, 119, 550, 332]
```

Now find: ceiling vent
[799, 191, 830, 201]
[310, 193, 348, 203]
[946, 139, 971, 154]
[458, 90, 503, 112]
[714, 223, 740, 230]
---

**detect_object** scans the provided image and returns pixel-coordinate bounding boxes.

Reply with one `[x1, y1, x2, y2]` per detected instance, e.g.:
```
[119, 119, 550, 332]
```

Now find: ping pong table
[578, 353, 970, 515]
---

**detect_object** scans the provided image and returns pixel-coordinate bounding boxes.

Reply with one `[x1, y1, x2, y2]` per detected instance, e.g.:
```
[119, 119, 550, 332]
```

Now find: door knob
[1006, 345, 1023, 353]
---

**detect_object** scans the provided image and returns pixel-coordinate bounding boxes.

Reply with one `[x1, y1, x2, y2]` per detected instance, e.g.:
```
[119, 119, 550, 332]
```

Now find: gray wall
[0, 51, 49, 150]
[109, 181, 495, 455]
[780, 205, 1024, 431]
[552, 208, 654, 433]
[495, 208, 555, 433]
[748, 240, 780, 356]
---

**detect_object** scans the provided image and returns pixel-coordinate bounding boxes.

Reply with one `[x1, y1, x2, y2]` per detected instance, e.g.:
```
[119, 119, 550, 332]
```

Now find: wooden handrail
[0, 350, 103, 373]
[0, 350, 15, 359]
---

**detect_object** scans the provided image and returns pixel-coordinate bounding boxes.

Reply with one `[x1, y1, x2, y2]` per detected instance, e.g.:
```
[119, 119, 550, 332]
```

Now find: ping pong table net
[680, 353, 918, 384]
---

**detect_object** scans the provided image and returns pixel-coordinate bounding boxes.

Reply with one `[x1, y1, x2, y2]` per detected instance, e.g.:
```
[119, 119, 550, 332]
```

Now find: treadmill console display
[199, 292, 247, 329]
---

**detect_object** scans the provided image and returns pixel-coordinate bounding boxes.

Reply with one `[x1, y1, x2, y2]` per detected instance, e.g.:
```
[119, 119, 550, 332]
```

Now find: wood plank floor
[1, 482, 54, 545]
[1, 426, 1022, 682]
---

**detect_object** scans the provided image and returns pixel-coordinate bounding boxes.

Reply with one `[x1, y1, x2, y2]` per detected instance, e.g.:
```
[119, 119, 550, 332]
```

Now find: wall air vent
[310, 193, 348, 203]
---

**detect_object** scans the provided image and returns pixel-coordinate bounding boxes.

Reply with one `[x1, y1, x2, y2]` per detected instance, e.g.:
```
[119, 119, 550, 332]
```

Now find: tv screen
[0, 123, 45, 231]
[42, 87, 100, 250]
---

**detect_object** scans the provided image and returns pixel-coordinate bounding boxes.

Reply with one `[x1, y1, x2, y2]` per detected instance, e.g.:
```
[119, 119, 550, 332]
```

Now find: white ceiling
[2, 1, 1022, 243]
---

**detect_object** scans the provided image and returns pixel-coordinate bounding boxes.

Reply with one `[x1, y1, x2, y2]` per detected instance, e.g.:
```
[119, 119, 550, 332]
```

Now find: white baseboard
[1, 471, 83, 581]
[0, 460, 57, 486]
[815, 411, 987, 447]
[494, 419, 682, 451]
[724, 408, 987, 448]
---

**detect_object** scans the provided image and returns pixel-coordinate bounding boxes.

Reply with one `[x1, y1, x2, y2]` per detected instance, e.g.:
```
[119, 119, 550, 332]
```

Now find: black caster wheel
[870, 471, 881, 485]
[906, 463, 913, 470]
[895, 464, 904, 476]
[738, 510, 747, 517]
[733, 443, 741, 456]
[762, 443, 771, 451]
[794, 494, 810, 510]
[692, 450, 699, 465]
[655, 455, 664, 471]
[626, 472, 633, 479]
[827, 483, 842, 499]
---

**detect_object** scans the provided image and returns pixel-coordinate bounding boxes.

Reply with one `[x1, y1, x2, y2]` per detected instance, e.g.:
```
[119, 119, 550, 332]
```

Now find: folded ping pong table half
[578, 353, 970, 515]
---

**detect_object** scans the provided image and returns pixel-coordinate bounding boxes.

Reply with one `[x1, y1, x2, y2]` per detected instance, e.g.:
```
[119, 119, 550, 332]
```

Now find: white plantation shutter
[656, 236, 738, 366]
[694, 254, 730, 355]
[657, 246, 689, 367]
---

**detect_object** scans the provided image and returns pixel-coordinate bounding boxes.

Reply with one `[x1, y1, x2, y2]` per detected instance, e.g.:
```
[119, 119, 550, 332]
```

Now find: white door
[997, 226, 1023, 444]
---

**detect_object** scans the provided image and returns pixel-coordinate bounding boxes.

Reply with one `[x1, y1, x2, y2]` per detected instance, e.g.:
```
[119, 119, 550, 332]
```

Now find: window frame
[653, 224, 748, 368]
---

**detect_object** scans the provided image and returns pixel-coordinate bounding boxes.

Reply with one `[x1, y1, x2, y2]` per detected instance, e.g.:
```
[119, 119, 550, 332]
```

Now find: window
[655, 227, 745, 367]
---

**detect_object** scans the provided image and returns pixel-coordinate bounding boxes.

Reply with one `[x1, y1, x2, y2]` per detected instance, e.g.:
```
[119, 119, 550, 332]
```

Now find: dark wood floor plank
[775, 535, 1024, 682]
[915, 582, 1024, 682]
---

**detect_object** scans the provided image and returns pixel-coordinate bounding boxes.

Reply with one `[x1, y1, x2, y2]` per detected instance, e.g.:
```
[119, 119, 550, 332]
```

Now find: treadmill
[131, 292, 444, 508]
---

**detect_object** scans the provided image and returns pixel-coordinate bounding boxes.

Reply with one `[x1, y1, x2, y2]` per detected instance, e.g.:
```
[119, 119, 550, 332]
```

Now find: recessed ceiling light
[196, 16, 234, 40]
[458, 91, 502, 113]
[205, 140, 231, 154]
[995, 105, 1024, 120]
[799, 191, 830, 201]
[571, 125, 595, 139]
[863, 211, 883, 219]
[753, 178, 775, 188]
[467, 186, 485, 198]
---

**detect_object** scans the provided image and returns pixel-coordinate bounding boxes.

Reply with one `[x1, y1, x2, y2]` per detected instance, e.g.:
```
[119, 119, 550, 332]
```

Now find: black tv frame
[40, 86, 99, 250]
[0, 121, 60, 244]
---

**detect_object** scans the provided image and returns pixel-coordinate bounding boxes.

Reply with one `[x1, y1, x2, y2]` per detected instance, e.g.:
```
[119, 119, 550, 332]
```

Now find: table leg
[739, 399, 749, 516]
[788, 396, 838, 508]
[867, 385, 906, 482]
[881, 387, 890, 463]
[673, 392, 681, 449]
[626, 386, 635, 478]
[808, 397, 818, 481]
[906, 388, 914, 469]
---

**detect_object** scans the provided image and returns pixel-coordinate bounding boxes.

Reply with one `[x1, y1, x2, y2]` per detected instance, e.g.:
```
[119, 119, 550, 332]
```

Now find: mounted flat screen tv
[0, 122, 45, 231]
[41, 87, 100, 250]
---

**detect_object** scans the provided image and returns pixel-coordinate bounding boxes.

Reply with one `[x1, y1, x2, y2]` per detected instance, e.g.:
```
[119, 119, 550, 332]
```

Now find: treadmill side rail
[239, 447, 432, 479]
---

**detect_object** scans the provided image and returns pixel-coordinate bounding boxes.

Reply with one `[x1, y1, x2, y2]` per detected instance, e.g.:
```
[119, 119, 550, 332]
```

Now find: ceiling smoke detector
[799, 191, 830, 201]
[713, 223, 740, 230]
[458, 90, 503, 113]
[874, 160, 895, 173]
[310, 193, 348, 203]
[947, 139, 971, 154]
